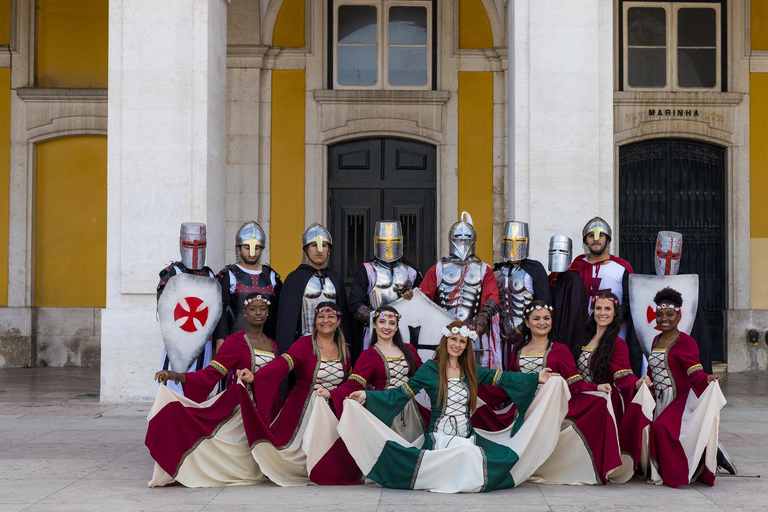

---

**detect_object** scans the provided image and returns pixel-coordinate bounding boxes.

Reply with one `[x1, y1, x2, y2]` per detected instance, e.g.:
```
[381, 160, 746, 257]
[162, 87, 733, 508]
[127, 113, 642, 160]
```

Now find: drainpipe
[507, 0, 515, 219]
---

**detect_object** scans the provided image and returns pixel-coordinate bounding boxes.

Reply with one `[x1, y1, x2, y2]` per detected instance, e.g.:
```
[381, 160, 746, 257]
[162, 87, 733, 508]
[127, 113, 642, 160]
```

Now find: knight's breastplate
[301, 275, 337, 335]
[230, 267, 275, 334]
[435, 260, 484, 321]
[369, 261, 412, 310]
[495, 267, 533, 338]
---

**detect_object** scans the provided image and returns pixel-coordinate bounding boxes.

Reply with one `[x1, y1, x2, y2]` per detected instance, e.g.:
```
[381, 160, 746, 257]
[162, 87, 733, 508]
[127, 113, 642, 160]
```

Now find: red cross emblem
[174, 297, 209, 333]
[646, 305, 661, 332]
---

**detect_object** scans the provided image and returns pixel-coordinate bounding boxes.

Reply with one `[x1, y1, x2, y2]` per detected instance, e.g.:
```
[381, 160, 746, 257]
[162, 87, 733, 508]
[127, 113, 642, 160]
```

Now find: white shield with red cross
[158, 273, 222, 374]
[628, 274, 699, 358]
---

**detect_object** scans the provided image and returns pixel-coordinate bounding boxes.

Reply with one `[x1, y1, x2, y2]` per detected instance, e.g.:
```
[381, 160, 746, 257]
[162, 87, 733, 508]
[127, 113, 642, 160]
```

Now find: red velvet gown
[145, 331, 279, 487]
[239, 335, 363, 486]
[328, 343, 429, 441]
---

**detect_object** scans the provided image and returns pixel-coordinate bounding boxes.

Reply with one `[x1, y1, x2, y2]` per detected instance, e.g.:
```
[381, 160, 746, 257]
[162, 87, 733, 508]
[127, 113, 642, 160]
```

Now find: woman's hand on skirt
[155, 370, 184, 384]
[236, 368, 254, 384]
[635, 375, 653, 390]
[347, 390, 366, 403]
[597, 383, 612, 394]
[315, 385, 331, 399]
[538, 367, 559, 383]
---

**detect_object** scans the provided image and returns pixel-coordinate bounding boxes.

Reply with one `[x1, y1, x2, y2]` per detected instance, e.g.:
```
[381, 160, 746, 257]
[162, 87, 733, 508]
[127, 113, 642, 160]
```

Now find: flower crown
[243, 294, 271, 307]
[373, 310, 401, 320]
[442, 325, 478, 341]
[656, 303, 681, 312]
[524, 304, 553, 315]
[315, 306, 342, 316]
[590, 294, 619, 306]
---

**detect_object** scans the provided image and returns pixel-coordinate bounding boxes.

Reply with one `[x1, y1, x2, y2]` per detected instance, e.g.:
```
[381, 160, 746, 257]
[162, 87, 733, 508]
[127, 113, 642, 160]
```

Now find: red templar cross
[646, 305, 661, 332]
[174, 297, 209, 333]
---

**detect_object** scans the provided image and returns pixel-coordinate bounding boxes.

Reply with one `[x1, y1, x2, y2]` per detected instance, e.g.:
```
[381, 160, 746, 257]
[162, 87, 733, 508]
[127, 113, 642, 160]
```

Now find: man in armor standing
[419, 212, 501, 369]
[547, 235, 588, 353]
[348, 220, 422, 350]
[493, 221, 550, 369]
[274, 223, 353, 356]
[156, 222, 217, 393]
[213, 221, 282, 351]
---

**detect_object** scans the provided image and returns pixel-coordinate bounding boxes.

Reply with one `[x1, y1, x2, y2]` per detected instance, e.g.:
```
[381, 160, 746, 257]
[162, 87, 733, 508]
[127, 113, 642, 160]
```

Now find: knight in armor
[213, 221, 282, 351]
[348, 220, 422, 350]
[156, 222, 217, 393]
[547, 236, 589, 355]
[568, 216, 642, 376]
[419, 211, 502, 369]
[274, 223, 353, 357]
[493, 221, 550, 370]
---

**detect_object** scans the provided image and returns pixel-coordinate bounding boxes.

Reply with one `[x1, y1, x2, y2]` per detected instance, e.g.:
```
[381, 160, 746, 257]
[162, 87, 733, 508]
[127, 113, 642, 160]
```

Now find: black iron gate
[328, 138, 437, 287]
[619, 139, 726, 361]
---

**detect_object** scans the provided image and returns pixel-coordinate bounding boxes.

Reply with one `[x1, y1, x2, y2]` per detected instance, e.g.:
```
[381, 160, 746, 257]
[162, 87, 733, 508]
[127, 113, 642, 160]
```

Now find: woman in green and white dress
[337, 320, 570, 493]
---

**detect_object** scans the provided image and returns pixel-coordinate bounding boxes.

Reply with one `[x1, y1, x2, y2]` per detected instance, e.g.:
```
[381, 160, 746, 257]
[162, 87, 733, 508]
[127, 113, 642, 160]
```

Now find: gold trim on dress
[686, 364, 703, 375]
[281, 353, 295, 371]
[566, 374, 583, 384]
[349, 373, 367, 386]
[209, 360, 227, 376]
[613, 369, 633, 379]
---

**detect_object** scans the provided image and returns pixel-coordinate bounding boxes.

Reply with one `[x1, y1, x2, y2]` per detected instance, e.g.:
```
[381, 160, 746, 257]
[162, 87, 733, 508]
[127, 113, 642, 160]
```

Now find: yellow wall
[0, 0, 10, 46]
[458, 72, 494, 264]
[35, 136, 107, 307]
[753, 0, 768, 51]
[36, 0, 108, 88]
[273, 0, 305, 48]
[459, 0, 493, 50]
[270, 70, 305, 275]
[751, 74, 768, 308]
[0, 69, 8, 306]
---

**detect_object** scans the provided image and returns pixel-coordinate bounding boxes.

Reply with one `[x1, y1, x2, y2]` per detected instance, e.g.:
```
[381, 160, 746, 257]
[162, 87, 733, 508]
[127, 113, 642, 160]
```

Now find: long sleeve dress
[239, 335, 363, 486]
[630, 332, 726, 487]
[337, 360, 570, 493]
[328, 343, 430, 442]
[145, 331, 278, 488]
[512, 341, 624, 485]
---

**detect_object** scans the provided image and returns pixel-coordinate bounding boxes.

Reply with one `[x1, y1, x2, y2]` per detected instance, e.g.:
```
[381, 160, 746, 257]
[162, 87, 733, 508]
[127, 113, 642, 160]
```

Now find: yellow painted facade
[0, 69, 8, 306]
[273, 0, 305, 48]
[751, 71, 768, 308]
[458, 0, 493, 50]
[458, 72, 494, 264]
[752, 0, 768, 51]
[0, 0, 10, 46]
[35, 136, 107, 308]
[270, 70, 306, 275]
[36, 0, 108, 88]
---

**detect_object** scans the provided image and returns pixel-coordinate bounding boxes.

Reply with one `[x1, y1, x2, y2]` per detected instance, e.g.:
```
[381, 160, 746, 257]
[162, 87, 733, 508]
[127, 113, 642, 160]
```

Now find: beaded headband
[373, 310, 401, 320]
[442, 325, 478, 341]
[243, 294, 271, 307]
[591, 294, 619, 306]
[524, 304, 553, 315]
[656, 303, 681, 312]
[315, 305, 342, 316]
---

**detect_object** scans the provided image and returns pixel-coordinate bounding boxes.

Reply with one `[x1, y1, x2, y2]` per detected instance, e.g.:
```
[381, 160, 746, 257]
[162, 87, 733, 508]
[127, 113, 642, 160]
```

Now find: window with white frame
[622, 2, 721, 91]
[333, 0, 433, 90]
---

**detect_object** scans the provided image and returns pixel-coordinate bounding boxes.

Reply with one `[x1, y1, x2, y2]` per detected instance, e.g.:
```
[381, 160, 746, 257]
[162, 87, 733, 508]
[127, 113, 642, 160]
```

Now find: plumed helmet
[501, 221, 529, 263]
[302, 223, 333, 253]
[180, 222, 207, 270]
[373, 220, 403, 263]
[448, 211, 477, 261]
[235, 221, 266, 261]
[548, 235, 572, 273]
[655, 231, 683, 276]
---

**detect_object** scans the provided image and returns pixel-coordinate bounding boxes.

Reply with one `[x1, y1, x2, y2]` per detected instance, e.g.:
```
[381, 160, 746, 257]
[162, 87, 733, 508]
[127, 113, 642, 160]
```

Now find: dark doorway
[328, 138, 437, 287]
[619, 139, 726, 361]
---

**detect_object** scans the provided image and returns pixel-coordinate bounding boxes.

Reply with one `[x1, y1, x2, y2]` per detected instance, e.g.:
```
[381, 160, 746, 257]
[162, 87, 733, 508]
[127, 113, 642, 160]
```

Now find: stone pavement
[0, 368, 766, 512]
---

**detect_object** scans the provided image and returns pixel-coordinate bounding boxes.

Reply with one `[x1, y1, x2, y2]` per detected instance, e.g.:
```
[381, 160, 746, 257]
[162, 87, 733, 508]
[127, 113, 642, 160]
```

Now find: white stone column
[102, 0, 228, 402]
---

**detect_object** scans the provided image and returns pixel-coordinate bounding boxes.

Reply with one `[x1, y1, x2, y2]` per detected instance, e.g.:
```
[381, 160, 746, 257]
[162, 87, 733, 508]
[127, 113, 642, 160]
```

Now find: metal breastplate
[369, 260, 413, 310]
[495, 266, 533, 338]
[301, 274, 337, 335]
[435, 259, 484, 321]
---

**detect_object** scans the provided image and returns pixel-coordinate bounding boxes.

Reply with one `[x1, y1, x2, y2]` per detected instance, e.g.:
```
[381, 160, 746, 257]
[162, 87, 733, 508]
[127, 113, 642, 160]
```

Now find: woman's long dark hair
[580, 292, 623, 383]
[513, 300, 555, 362]
[369, 305, 417, 377]
[433, 320, 478, 412]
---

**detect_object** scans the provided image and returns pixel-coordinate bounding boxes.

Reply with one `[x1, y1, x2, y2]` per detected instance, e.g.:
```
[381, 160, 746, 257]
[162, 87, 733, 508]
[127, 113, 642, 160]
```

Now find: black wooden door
[619, 139, 726, 361]
[329, 138, 436, 287]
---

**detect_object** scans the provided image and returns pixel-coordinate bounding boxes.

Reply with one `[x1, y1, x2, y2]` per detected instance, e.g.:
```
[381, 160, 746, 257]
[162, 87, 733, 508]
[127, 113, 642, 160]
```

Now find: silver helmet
[449, 211, 477, 261]
[180, 222, 207, 270]
[501, 221, 529, 263]
[302, 223, 333, 253]
[655, 231, 683, 276]
[235, 220, 266, 261]
[548, 235, 572, 273]
[582, 216, 612, 254]
[373, 220, 403, 263]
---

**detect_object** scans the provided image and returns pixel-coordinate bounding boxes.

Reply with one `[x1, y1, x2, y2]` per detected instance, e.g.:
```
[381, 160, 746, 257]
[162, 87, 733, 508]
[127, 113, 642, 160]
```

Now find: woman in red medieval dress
[146, 293, 279, 487]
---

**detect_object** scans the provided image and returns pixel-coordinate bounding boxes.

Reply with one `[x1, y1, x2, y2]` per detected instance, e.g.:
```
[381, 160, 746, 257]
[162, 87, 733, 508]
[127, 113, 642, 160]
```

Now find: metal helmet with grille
[501, 221, 529, 263]
[548, 235, 572, 273]
[655, 231, 683, 276]
[448, 211, 477, 261]
[373, 220, 403, 263]
[235, 220, 266, 260]
[302, 223, 333, 252]
[180, 222, 207, 270]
